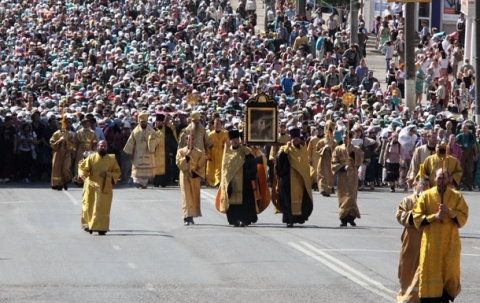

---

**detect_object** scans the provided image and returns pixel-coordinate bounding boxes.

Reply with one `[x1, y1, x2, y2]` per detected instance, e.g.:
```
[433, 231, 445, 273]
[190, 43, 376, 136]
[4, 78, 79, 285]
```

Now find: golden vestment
[206, 130, 228, 187]
[307, 136, 322, 183]
[176, 146, 206, 219]
[268, 133, 290, 160]
[50, 129, 74, 187]
[73, 128, 96, 177]
[217, 145, 251, 212]
[78, 153, 121, 231]
[331, 144, 364, 220]
[316, 137, 338, 192]
[412, 187, 468, 300]
[422, 154, 463, 187]
[407, 145, 436, 181]
[153, 128, 166, 176]
[123, 125, 160, 185]
[178, 123, 213, 152]
[275, 143, 314, 224]
[396, 194, 422, 303]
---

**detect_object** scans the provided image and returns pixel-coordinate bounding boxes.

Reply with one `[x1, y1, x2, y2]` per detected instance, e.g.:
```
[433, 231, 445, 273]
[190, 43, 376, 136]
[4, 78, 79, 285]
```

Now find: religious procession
[0, 0, 476, 301]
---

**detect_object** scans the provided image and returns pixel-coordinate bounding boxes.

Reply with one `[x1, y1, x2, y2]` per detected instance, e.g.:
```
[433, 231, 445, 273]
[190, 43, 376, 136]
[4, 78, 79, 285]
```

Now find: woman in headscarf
[383, 132, 403, 192]
[398, 125, 417, 191]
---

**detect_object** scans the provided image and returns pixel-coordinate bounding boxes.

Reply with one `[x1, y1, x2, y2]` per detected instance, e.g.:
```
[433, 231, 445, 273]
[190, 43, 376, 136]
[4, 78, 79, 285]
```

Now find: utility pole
[296, 0, 306, 18]
[350, 0, 359, 45]
[404, 2, 415, 112]
[476, 0, 480, 123]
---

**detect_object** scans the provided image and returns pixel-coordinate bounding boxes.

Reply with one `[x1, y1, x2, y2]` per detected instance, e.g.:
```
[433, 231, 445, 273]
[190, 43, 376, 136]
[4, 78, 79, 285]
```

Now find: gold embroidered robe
[50, 129, 74, 187]
[412, 187, 468, 300]
[206, 130, 228, 187]
[123, 125, 160, 183]
[331, 144, 364, 220]
[78, 153, 121, 231]
[176, 146, 206, 218]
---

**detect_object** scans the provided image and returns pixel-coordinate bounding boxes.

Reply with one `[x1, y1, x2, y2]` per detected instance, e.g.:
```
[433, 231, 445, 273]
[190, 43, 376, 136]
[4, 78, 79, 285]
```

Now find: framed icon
[244, 93, 278, 144]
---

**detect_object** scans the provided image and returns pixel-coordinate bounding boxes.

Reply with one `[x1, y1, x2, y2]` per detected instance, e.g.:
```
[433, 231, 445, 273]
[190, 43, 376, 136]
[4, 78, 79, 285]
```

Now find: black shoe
[190, 219, 195, 225]
[98, 231, 106, 236]
[184, 221, 190, 226]
[239, 221, 245, 227]
[340, 222, 348, 227]
[63, 183, 68, 190]
[286, 223, 294, 228]
[89, 230, 93, 234]
[390, 186, 395, 192]
[234, 222, 240, 227]
[320, 191, 330, 197]
[141, 186, 147, 189]
[83, 227, 90, 232]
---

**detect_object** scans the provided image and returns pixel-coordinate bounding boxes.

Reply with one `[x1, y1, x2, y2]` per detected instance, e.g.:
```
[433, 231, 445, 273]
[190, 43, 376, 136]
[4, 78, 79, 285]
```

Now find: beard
[158, 125, 163, 130]
[99, 150, 107, 156]
[140, 123, 147, 129]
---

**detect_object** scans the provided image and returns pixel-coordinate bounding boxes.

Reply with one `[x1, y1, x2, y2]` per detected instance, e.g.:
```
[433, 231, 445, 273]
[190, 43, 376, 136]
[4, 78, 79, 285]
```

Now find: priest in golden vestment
[123, 112, 160, 189]
[215, 129, 259, 227]
[396, 173, 430, 303]
[50, 116, 74, 191]
[153, 113, 177, 188]
[316, 120, 338, 197]
[268, 121, 290, 162]
[421, 140, 463, 188]
[73, 119, 96, 182]
[178, 111, 213, 152]
[206, 118, 228, 187]
[78, 141, 121, 235]
[307, 123, 325, 189]
[275, 128, 313, 227]
[177, 134, 206, 225]
[412, 169, 468, 303]
[332, 131, 364, 226]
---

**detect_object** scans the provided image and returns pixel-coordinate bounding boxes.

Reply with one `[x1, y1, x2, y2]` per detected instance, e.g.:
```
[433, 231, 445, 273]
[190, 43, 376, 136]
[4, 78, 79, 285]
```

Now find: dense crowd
[0, 0, 478, 192]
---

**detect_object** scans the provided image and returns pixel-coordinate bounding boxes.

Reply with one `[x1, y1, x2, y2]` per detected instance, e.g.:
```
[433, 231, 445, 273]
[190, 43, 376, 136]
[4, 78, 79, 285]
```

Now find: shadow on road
[107, 230, 174, 237]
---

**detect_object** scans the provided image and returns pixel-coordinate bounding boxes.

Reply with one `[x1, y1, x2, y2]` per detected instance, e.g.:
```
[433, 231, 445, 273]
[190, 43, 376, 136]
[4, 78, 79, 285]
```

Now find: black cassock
[153, 126, 178, 187]
[276, 151, 313, 224]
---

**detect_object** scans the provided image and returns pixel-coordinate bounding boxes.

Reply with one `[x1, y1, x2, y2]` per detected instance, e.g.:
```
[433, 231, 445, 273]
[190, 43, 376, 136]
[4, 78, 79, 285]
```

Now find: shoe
[349, 221, 357, 227]
[340, 222, 347, 227]
[98, 231, 107, 236]
[83, 227, 90, 232]
[141, 186, 147, 189]
[63, 183, 68, 191]
[134, 183, 142, 189]
[468, 187, 473, 191]
[320, 191, 330, 197]
[234, 222, 240, 227]
[403, 187, 408, 192]
[190, 219, 195, 225]
[390, 186, 395, 193]
[184, 222, 190, 226]
[239, 221, 245, 227]
[286, 223, 294, 228]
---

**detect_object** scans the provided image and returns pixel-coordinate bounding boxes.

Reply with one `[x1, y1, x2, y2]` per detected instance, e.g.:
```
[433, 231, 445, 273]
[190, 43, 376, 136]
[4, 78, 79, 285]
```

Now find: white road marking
[289, 242, 393, 301]
[112, 245, 121, 251]
[146, 283, 155, 291]
[0, 201, 36, 204]
[63, 191, 79, 205]
[299, 241, 397, 295]
[128, 263, 137, 269]
[474, 247, 480, 251]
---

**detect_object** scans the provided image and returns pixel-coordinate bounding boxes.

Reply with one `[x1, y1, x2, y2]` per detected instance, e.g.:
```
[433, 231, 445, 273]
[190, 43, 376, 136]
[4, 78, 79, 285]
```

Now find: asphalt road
[0, 183, 479, 303]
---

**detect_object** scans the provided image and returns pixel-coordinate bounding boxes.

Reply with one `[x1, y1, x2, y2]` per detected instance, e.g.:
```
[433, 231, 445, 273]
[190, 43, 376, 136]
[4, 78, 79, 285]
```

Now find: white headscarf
[398, 125, 417, 153]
